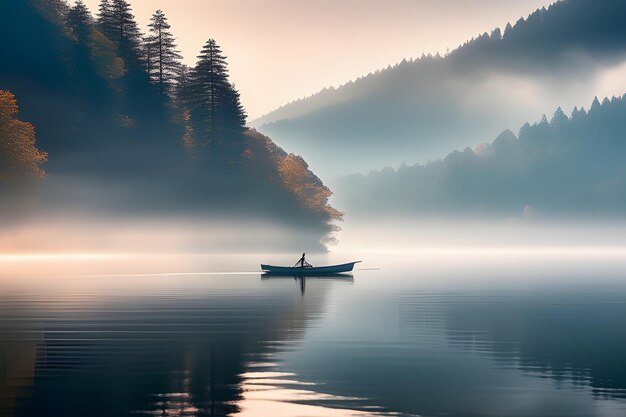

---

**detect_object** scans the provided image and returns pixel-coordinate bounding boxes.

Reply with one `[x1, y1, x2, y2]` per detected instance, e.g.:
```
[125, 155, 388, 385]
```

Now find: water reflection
[0, 275, 312, 416]
[276, 254, 626, 417]
[0, 260, 379, 417]
[438, 290, 626, 399]
[397, 287, 626, 398]
[234, 364, 397, 417]
[261, 275, 354, 295]
[2, 253, 626, 417]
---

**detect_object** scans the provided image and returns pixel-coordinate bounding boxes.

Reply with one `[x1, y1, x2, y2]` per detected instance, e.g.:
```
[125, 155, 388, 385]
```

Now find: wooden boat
[261, 261, 360, 275]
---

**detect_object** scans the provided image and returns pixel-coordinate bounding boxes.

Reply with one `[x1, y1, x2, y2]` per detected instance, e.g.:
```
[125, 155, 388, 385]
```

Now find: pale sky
[80, 0, 554, 119]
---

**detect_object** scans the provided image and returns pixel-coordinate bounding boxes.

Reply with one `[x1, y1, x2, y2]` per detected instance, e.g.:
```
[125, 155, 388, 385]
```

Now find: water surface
[1, 250, 626, 416]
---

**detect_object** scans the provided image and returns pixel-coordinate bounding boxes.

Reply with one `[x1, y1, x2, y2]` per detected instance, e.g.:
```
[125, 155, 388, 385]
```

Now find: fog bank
[335, 217, 626, 252]
[0, 215, 329, 254]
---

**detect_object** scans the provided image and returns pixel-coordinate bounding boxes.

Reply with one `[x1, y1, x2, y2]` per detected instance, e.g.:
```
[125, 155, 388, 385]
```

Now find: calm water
[1, 250, 626, 417]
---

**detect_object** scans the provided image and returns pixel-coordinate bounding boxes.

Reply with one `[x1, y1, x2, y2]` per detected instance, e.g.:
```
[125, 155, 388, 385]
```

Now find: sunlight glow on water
[234, 367, 399, 417]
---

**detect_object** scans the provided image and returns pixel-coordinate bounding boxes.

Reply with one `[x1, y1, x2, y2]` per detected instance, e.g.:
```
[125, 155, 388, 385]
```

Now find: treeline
[0, 0, 340, 245]
[334, 94, 626, 217]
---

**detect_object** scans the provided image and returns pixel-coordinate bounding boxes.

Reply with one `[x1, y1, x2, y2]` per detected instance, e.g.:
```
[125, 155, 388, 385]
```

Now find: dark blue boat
[260, 261, 360, 275]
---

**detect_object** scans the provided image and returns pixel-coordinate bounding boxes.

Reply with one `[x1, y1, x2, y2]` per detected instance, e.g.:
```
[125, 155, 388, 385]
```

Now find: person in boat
[295, 253, 312, 268]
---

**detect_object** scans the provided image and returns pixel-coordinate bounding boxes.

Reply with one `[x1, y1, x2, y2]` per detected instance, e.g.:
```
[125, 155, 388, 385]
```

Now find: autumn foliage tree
[240, 129, 343, 243]
[0, 91, 47, 184]
[277, 154, 342, 222]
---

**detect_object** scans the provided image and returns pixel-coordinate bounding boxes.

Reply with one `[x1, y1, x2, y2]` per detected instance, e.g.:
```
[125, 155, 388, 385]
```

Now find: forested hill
[0, 0, 341, 248]
[333, 94, 626, 218]
[253, 0, 626, 176]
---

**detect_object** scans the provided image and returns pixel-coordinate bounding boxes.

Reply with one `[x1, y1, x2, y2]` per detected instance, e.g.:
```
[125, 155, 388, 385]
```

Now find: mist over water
[0, 215, 330, 254]
[334, 218, 626, 251]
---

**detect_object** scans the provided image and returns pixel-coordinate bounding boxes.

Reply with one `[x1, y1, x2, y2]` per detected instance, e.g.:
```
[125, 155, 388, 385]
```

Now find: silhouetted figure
[294, 253, 312, 268]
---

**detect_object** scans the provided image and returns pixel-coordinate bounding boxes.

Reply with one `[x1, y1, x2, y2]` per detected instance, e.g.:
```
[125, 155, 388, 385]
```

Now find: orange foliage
[0, 91, 48, 183]
[277, 154, 343, 221]
[240, 129, 343, 244]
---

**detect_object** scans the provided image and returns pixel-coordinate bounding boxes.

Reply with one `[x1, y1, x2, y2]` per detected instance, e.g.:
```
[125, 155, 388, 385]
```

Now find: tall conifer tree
[96, 0, 115, 39]
[146, 9, 182, 94]
[184, 39, 247, 158]
[190, 39, 229, 150]
[218, 83, 247, 134]
[66, 0, 93, 43]
[217, 82, 247, 161]
[98, 0, 142, 65]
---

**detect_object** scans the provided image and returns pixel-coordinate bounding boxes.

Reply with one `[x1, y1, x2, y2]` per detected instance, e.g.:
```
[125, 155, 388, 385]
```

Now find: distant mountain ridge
[253, 0, 626, 176]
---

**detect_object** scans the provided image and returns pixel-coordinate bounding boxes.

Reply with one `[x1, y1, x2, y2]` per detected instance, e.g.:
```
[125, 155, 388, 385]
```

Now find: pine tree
[146, 9, 182, 94]
[218, 83, 247, 133]
[589, 97, 602, 115]
[190, 39, 229, 149]
[217, 82, 247, 161]
[187, 39, 247, 158]
[550, 107, 568, 127]
[503, 22, 513, 37]
[66, 0, 93, 43]
[98, 0, 142, 64]
[96, 0, 115, 40]
[519, 122, 532, 139]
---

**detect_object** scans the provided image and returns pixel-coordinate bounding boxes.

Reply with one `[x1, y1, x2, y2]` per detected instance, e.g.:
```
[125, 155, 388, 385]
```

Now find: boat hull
[260, 261, 358, 275]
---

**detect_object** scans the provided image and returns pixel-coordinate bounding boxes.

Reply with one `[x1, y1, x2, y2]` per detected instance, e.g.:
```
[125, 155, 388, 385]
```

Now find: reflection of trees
[0, 277, 331, 417]
[0, 331, 43, 417]
[401, 290, 626, 399]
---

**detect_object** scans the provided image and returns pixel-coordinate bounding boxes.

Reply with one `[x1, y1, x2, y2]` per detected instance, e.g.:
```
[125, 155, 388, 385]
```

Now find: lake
[1, 249, 626, 417]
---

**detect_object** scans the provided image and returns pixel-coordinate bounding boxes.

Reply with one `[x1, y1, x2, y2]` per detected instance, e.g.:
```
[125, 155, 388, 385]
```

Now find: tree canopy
[97, 0, 143, 63]
[0, 90, 47, 183]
